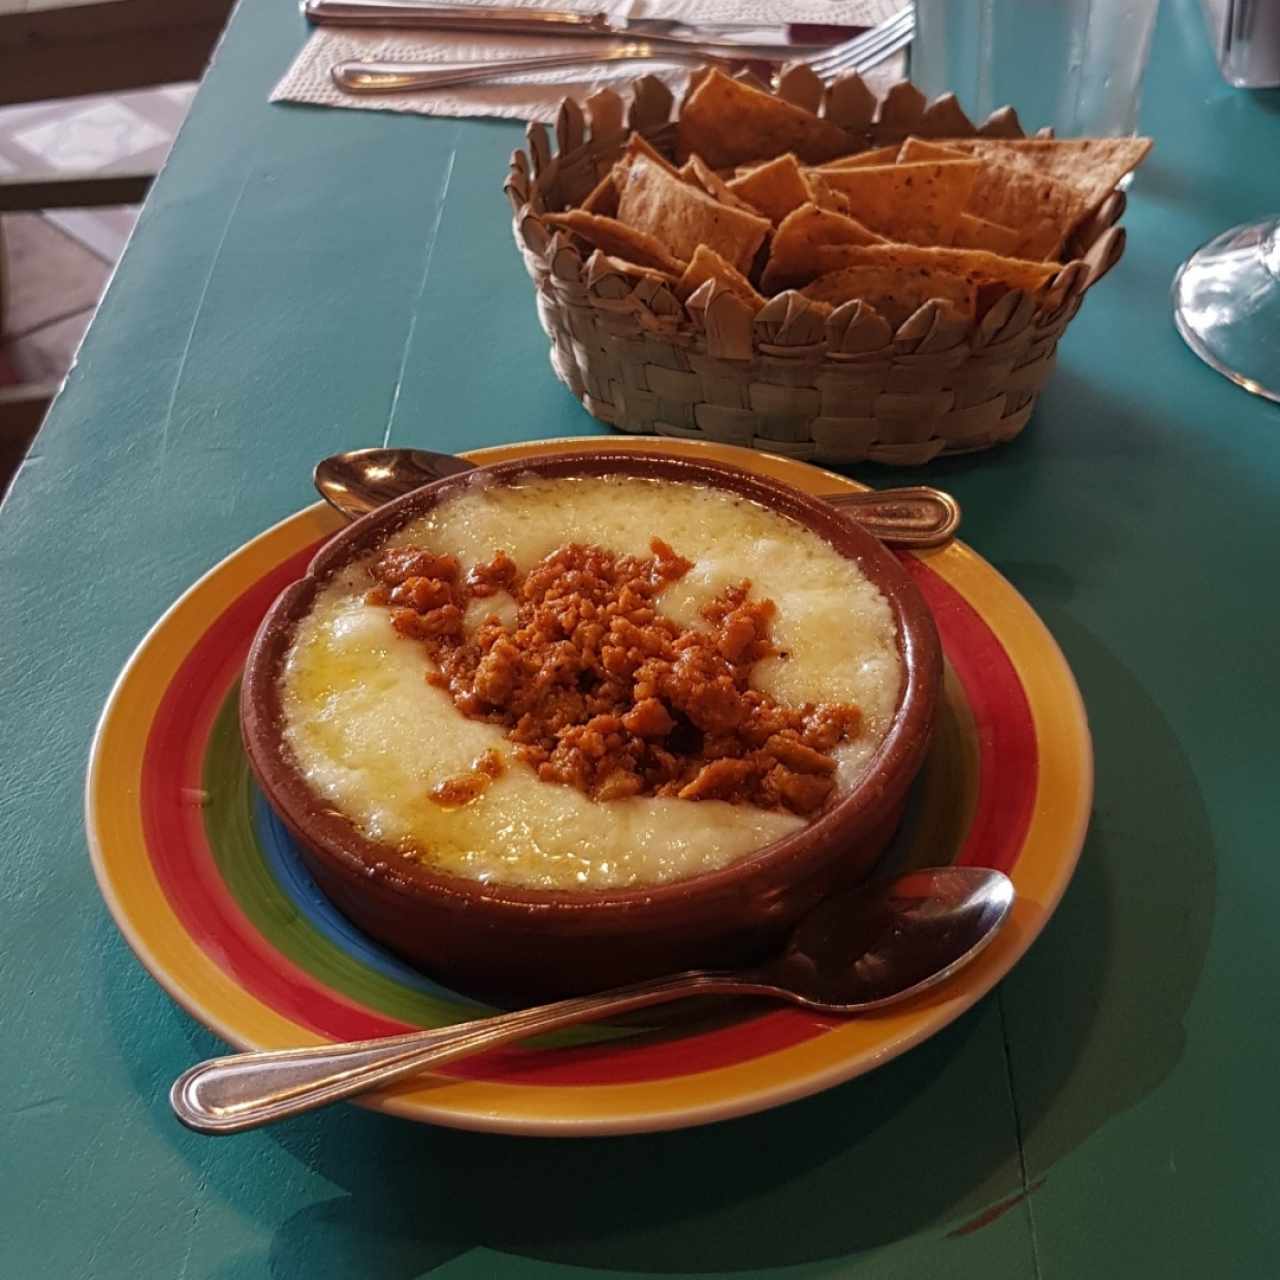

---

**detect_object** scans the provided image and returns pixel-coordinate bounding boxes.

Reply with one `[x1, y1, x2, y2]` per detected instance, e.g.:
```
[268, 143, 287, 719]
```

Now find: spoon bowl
[170, 867, 1012, 1134]
[761, 866, 1014, 1010]
[314, 446, 962, 549]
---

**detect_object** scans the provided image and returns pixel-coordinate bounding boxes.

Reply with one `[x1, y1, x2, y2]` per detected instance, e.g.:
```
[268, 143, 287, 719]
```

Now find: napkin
[270, 0, 903, 125]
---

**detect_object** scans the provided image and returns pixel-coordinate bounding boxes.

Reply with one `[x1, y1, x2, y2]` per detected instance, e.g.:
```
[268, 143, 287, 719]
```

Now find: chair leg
[0, 173, 154, 213]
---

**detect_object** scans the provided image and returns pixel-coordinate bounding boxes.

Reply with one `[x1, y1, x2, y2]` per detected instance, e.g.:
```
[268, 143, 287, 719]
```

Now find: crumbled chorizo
[368, 537, 862, 815]
[595, 769, 645, 801]
[389, 575, 453, 612]
[466, 548, 517, 598]
[718, 609, 760, 663]
[650, 537, 693, 579]
[764, 733, 837, 775]
[622, 697, 675, 738]
[473, 639, 519, 705]
[428, 750, 506, 808]
[376, 547, 459, 585]
[677, 758, 755, 801]
[391, 603, 463, 639]
[771, 767, 834, 815]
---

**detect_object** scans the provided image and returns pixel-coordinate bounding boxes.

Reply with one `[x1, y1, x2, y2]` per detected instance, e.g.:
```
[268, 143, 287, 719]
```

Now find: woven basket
[504, 71, 1128, 466]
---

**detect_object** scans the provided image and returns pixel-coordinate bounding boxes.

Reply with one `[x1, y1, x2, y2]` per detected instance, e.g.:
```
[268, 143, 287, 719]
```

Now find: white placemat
[270, 0, 902, 124]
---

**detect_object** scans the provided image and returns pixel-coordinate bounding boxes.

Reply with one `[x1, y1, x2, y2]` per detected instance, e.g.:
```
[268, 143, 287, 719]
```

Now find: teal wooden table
[2, 0, 1277, 1274]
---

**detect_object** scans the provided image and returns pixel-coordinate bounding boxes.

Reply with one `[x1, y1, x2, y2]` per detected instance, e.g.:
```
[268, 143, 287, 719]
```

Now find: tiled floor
[0, 84, 196, 393]
[1, 212, 109, 382]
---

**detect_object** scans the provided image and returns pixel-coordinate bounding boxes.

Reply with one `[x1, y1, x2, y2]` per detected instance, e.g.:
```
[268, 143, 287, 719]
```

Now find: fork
[332, 6, 914, 94]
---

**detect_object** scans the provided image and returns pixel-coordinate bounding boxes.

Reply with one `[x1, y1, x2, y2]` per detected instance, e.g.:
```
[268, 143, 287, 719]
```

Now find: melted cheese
[280, 475, 902, 890]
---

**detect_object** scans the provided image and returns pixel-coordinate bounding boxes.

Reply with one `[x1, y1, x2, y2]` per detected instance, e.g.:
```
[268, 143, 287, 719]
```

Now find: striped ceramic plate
[87, 438, 1091, 1136]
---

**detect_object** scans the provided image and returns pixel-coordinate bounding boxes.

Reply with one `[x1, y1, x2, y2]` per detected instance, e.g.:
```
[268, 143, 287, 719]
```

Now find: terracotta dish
[240, 451, 941, 999]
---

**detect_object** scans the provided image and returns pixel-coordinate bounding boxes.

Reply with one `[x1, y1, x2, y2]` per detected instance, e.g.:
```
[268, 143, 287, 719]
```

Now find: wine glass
[1172, 219, 1280, 404]
[1173, 3, 1280, 401]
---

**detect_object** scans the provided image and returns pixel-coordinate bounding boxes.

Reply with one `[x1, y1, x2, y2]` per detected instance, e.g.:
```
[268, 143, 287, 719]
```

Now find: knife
[302, 0, 839, 50]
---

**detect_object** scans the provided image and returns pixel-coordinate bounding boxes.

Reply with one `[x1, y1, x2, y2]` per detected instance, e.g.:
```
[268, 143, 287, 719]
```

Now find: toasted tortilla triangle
[811, 243, 1058, 298]
[800, 264, 977, 327]
[899, 136, 1093, 260]
[816, 161, 981, 246]
[586, 250, 679, 287]
[801, 170, 854, 215]
[953, 211, 1020, 256]
[894, 138, 967, 163]
[616, 132, 682, 180]
[677, 68, 852, 168]
[725, 153, 813, 225]
[938, 137, 1151, 211]
[542, 209, 687, 275]
[679, 155, 761, 214]
[676, 244, 765, 309]
[617, 153, 770, 275]
[761, 202, 887, 293]
[580, 170, 619, 217]
[817, 145, 901, 170]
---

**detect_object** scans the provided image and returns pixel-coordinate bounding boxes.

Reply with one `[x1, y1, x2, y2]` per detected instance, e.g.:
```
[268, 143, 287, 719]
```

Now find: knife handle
[303, 0, 613, 32]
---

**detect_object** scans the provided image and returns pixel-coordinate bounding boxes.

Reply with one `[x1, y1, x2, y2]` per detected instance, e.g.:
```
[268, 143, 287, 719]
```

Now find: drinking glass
[1200, 0, 1280, 88]
[910, 0, 1162, 136]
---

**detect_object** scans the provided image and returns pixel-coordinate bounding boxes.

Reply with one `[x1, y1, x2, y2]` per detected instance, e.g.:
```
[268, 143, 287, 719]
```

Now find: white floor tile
[159, 84, 198, 107]
[12, 100, 168, 172]
[44, 207, 138, 263]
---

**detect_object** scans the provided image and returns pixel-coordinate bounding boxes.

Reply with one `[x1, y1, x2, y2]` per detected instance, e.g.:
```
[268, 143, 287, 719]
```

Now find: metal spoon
[170, 867, 1012, 1134]
[314, 447, 962, 549]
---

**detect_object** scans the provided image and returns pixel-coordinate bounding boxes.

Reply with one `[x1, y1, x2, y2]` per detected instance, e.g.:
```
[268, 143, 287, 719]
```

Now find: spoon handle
[824, 486, 961, 549]
[170, 971, 764, 1134]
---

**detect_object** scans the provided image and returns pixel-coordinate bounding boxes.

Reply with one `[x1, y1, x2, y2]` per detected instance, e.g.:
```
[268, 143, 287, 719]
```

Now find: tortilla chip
[896, 138, 968, 164]
[676, 244, 765, 309]
[542, 209, 687, 275]
[679, 155, 761, 214]
[580, 170, 619, 217]
[811, 243, 1058, 300]
[616, 153, 770, 275]
[953, 211, 1020, 256]
[615, 131, 682, 180]
[897, 139, 1082, 260]
[817, 145, 901, 170]
[726, 153, 813, 225]
[587, 250, 679, 288]
[761, 202, 887, 293]
[604, 134, 685, 217]
[800, 265, 977, 327]
[801, 170, 852, 215]
[937, 137, 1152, 212]
[964, 162, 1085, 260]
[817, 161, 981, 246]
[677, 68, 852, 168]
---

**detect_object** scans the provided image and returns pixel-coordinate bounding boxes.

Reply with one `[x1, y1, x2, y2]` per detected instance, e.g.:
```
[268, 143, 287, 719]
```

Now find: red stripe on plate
[904, 558, 1038, 875]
